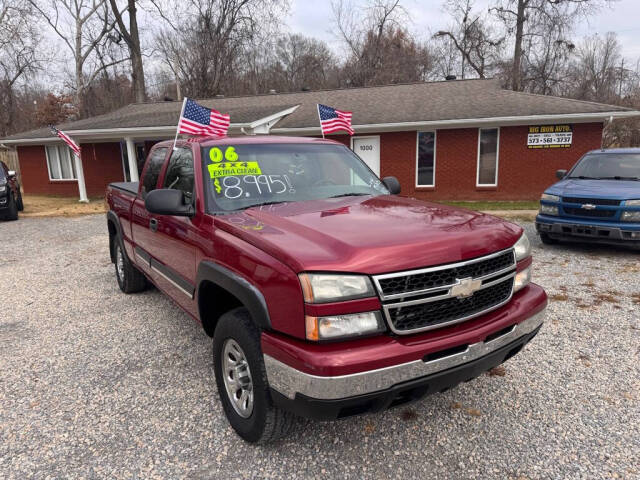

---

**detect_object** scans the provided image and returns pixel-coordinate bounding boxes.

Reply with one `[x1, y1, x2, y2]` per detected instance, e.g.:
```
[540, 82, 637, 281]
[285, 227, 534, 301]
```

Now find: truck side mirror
[556, 169, 567, 180]
[382, 176, 401, 195]
[145, 189, 194, 217]
[7, 170, 16, 178]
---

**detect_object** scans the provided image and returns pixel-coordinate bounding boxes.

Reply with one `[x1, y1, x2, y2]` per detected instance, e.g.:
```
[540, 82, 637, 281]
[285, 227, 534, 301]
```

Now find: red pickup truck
[106, 136, 547, 443]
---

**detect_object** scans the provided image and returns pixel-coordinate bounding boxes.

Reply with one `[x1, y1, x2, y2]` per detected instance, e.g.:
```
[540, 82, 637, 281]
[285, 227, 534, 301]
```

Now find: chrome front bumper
[264, 309, 545, 401]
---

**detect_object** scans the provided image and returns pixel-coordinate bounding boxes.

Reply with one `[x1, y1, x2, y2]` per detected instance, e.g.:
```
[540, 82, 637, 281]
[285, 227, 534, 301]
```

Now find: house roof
[2, 78, 637, 144]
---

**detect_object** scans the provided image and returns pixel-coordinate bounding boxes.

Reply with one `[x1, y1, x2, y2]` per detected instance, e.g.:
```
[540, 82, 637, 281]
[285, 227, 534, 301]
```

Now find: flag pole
[316, 104, 325, 139]
[173, 97, 187, 150]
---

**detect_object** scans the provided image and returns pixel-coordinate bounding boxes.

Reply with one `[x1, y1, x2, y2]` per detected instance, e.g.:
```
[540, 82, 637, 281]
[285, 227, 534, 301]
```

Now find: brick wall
[18, 142, 124, 197]
[344, 122, 603, 201]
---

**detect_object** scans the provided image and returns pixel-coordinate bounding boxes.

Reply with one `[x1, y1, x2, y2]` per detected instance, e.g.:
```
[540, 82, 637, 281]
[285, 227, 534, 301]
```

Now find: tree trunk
[511, 0, 526, 91]
[127, 0, 146, 102]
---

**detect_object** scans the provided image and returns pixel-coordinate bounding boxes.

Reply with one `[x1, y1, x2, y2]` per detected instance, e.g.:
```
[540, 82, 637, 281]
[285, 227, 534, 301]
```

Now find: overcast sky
[288, 0, 640, 63]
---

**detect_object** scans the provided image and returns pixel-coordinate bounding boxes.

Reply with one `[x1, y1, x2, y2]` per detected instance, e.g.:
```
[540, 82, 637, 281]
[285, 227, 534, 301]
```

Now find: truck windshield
[569, 153, 640, 179]
[201, 143, 389, 212]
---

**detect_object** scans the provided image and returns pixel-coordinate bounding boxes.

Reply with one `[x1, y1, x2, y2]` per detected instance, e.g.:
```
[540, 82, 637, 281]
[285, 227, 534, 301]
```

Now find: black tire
[539, 232, 558, 245]
[16, 191, 24, 211]
[213, 308, 294, 443]
[5, 193, 18, 221]
[114, 240, 147, 293]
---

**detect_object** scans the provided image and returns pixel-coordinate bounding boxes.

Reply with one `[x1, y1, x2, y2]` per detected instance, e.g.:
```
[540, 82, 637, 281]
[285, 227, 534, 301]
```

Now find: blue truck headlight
[540, 193, 560, 202]
[540, 204, 559, 216]
[622, 199, 640, 222]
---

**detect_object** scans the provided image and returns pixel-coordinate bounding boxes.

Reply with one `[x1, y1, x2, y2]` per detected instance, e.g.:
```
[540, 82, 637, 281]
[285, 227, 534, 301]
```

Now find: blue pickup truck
[536, 148, 640, 249]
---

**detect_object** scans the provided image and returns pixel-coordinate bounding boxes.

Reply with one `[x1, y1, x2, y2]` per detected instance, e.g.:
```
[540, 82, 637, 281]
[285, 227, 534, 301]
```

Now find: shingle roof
[2, 78, 634, 142]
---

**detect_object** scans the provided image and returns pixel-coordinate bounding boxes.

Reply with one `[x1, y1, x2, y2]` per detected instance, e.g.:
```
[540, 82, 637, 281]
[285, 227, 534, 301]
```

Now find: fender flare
[195, 261, 272, 331]
[106, 211, 124, 262]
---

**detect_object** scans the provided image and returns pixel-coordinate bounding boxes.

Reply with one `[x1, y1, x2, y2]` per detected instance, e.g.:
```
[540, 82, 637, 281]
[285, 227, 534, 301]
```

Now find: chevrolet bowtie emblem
[450, 277, 482, 298]
[581, 204, 596, 210]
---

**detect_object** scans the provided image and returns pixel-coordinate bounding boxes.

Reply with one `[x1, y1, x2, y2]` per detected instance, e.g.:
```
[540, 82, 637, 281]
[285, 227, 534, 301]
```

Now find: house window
[477, 128, 499, 186]
[416, 131, 436, 186]
[46, 145, 77, 180]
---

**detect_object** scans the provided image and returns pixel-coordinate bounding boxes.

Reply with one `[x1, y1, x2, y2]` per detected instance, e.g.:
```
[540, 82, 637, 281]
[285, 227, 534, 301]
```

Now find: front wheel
[4, 193, 18, 221]
[16, 191, 24, 211]
[539, 232, 558, 245]
[213, 308, 294, 443]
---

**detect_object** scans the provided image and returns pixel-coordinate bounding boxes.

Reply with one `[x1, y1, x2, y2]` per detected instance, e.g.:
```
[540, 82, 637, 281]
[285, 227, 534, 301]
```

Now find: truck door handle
[149, 218, 158, 232]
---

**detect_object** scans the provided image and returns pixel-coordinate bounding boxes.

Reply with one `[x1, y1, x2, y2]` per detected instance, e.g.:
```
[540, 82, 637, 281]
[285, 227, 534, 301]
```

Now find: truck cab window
[163, 147, 194, 204]
[141, 147, 168, 197]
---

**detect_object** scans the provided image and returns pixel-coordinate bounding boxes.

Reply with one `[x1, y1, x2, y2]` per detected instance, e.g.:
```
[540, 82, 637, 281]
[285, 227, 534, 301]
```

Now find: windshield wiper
[599, 176, 640, 181]
[244, 200, 290, 209]
[568, 176, 602, 179]
[327, 193, 372, 199]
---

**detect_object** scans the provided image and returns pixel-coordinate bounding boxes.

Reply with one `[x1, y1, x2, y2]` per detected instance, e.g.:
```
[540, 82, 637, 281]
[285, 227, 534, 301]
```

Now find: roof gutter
[271, 111, 640, 135]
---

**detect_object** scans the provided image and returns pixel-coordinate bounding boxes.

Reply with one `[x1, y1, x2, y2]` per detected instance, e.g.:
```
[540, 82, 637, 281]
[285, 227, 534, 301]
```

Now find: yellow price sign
[208, 161, 262, 179]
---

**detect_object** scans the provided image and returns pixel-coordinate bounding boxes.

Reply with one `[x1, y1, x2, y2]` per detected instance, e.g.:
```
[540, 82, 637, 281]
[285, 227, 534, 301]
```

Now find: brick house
[1, 79, 637, 201]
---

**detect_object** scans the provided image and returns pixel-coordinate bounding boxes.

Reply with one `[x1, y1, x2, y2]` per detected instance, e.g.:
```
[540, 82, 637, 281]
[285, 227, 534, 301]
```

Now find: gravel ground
[1, 214, 638, 480]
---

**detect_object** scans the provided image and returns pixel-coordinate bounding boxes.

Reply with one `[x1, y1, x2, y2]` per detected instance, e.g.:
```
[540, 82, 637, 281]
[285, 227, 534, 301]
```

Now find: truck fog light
[514, 267, 531, 292]
[305, 311, 384, 341]
[539, 204, 559, 216]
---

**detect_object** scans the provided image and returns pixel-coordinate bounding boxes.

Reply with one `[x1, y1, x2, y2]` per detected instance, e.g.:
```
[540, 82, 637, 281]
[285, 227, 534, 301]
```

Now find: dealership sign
[527, 125, 573, 149]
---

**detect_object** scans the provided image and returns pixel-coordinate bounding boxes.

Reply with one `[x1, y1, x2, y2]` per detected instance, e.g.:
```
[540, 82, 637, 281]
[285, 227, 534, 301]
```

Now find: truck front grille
[373, 249, 516, 335]
[563, 207, 616, 218]
[387, 279, 514, 333]
[562, 197, 621, 206]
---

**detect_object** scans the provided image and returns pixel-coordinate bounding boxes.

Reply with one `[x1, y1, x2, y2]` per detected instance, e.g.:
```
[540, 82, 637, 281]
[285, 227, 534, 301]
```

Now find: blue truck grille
[563, 207, 616, 218]
[562, 197, 621, 206]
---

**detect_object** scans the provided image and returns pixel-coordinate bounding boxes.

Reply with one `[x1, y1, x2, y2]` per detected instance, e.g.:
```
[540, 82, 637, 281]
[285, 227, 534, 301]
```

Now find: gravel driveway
[1, 214, 638, 480]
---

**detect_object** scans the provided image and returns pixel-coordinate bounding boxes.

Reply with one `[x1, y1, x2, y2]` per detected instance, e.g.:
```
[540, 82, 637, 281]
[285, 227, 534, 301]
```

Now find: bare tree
[490, 0, 611, 91]
[332, 0, 432, 86]
[0, 0, 41, 136]
[28, 0, 126, 116]
[108, 0, 146, 102]
[153, 0, 286, 98]
[434, 0, 504, 79]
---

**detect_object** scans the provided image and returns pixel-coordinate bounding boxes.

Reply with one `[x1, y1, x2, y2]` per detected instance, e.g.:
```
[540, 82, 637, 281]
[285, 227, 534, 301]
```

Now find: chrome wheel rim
[222, 339, 254, 418]
[115, 245, 125, 282]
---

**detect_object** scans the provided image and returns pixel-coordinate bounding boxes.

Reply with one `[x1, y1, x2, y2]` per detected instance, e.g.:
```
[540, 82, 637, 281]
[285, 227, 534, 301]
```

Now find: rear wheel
[213, 308, 294, 443]
[114, 241, 147, 293]
[539, 232, 558, 245]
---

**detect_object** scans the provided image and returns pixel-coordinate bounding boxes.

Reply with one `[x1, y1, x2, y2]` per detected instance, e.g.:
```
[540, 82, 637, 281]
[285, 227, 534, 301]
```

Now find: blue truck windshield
[570, 153, 640, 179]
[201, 143, 388, 212]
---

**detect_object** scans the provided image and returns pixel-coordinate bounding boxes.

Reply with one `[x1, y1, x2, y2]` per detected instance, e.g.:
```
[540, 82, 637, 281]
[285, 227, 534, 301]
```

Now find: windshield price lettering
[215, 174, 294, 199]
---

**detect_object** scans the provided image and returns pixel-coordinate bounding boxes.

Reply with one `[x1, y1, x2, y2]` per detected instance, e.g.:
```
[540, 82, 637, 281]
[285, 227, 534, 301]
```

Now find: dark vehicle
[0, 160, 23, 221]
[536, 148, 640, 249]
[106, 136, 547, 443]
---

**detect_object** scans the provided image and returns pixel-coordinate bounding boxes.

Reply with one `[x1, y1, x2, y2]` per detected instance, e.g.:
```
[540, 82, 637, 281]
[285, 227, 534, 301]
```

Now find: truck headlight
[0, 185, 6, 193]
[539, 204, 559, 215]
[514, 267, 531, 292]
[299, 273, 375, 303]
[513, 233, 531, 261]
[305, 311, 384, 341]
[540, 193, 560, 202]
[622, 200, 640, 222]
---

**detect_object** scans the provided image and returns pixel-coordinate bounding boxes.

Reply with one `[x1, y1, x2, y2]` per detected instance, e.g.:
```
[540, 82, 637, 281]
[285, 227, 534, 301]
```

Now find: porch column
[74, 154, 89, 203]
[125, 137, 139, 182]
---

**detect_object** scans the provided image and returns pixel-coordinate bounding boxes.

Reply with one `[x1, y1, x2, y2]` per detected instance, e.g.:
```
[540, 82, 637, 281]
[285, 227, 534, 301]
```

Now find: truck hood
[214, 195, 522, 274]
[546, 179, 640, 200]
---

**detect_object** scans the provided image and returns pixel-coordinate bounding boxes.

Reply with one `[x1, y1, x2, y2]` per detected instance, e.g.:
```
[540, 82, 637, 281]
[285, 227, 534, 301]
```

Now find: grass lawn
[21, 195, 107, 217]
[440, 200, 540, 211]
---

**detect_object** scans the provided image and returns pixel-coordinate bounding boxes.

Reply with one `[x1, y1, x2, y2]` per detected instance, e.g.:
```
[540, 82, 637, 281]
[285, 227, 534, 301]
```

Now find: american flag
[178, 98, 230, 136]
[50, 125, 81, 157]
[317, 104, 354, 136]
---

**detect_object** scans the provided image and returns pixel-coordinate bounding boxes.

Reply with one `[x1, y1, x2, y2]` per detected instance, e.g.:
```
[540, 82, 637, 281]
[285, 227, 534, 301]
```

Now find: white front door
[351, 136, 380, 176]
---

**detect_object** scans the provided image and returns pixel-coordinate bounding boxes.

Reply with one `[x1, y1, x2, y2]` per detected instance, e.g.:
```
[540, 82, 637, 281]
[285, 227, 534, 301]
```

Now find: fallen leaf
[465, 408, 482, 417]
[488, 366, 506, 377]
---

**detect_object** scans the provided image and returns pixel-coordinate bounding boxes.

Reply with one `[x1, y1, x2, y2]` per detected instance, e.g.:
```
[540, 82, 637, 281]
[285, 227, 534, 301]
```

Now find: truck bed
[109, 181, 139, 196]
